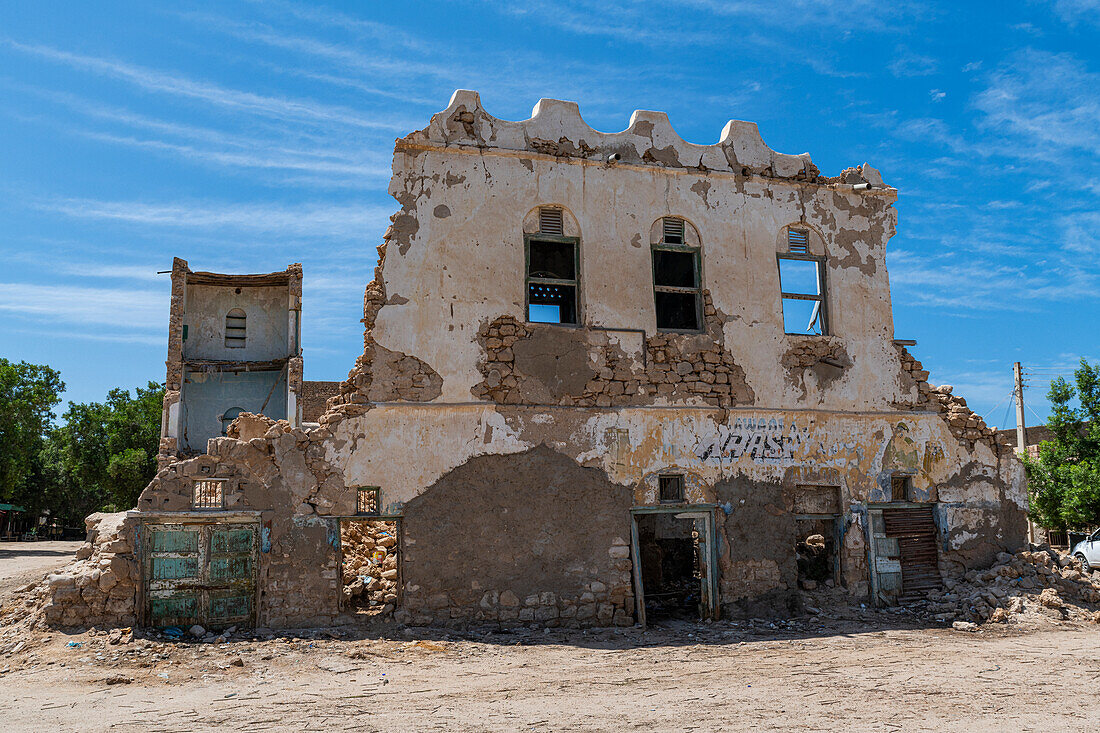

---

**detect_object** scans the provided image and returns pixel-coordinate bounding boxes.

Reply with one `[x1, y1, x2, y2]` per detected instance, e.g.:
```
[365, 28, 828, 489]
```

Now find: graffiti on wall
[695, 416, 812, 464]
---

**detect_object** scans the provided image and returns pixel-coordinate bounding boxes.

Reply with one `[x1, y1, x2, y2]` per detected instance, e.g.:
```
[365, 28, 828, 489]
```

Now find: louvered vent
[539, 207, 564, 236]
[663, 217, 685, 245]
[788, 229, 809, 254]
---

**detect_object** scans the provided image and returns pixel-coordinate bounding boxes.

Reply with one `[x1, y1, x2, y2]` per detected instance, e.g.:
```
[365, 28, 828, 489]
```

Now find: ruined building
[44, 91, 1027, 631]
[159, 258, 304, 463]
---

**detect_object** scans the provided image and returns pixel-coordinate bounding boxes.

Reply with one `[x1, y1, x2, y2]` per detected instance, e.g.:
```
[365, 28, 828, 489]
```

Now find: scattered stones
[926, 547, 1100, 626]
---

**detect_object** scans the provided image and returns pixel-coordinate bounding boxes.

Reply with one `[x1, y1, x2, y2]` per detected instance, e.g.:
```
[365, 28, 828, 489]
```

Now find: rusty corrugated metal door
[881, 507, 941, 598]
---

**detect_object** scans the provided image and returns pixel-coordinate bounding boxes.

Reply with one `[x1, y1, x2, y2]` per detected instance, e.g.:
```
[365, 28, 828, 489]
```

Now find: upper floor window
[778, 255, 827, 335]
[652, 217, 701, 331]
[526, 207, 579, 325]
[225, 308, 246, 348]
[221, 406, 244, 436]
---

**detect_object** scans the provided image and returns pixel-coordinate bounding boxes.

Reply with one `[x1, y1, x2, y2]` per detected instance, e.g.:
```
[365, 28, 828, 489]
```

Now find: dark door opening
[795, 516, 844, 605]
[339, 519, 399, 617]
[637, 513, 701, 621]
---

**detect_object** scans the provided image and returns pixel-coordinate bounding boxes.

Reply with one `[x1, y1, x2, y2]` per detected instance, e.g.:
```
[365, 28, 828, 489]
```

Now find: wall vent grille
[788, 229, 810, 253]
[538, 208, 564, 236]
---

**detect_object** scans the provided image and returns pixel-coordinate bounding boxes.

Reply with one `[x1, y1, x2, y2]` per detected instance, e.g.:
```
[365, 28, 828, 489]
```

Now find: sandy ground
[1, 615, 1099, 731]
[0, 541, 83, 596]
[2, 542, 1100, 731]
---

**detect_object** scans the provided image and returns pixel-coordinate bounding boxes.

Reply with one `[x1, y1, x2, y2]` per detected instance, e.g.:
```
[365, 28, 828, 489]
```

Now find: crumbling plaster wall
[136, 416, 353, 627]
[183, 284, 292, 362]
[357, 90, 903, 415]
[91, 92, 1028, 632]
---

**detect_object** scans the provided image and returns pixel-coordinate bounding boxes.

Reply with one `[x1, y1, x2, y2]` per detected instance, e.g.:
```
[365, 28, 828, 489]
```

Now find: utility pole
[1015, 361, 1035, 545]
[1014, 362, 1027, 456]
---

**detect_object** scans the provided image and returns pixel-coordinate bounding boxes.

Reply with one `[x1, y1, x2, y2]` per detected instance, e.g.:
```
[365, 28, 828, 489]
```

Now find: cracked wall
[54, 91, 1029, 631]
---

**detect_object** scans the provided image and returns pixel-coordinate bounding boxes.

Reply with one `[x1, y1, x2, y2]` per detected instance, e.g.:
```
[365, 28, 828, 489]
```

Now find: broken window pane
[779, 257, 826, 335]
[779, 259, 820, 295]
[527, 238, 579, 325]
[653, 246, 701, 331]
[655, 291, 699, 331]
[781, 297, 822, 335]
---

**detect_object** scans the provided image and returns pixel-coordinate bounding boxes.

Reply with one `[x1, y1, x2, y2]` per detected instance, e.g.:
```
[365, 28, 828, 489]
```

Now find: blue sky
[1, 1, 1098, 429]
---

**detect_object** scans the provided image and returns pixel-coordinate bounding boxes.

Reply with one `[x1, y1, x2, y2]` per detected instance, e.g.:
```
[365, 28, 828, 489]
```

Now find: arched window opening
[526, 206, 579, 325]
[225, 308, 246, 348]
[652, 217, 702, 332]
[221, 406, 244, 436]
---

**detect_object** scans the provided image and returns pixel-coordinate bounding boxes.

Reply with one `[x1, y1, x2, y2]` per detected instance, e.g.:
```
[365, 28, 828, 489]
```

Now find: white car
[1071, 529, 1100, 573]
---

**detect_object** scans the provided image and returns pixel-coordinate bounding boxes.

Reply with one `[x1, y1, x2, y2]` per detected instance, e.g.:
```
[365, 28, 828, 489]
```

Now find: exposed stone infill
[473, 293, 754, 408]
[397, 537, 635, 629]
[780, 336, 853, 399]
[894, 345, 1013, 454]
[42, 512, 139, 628]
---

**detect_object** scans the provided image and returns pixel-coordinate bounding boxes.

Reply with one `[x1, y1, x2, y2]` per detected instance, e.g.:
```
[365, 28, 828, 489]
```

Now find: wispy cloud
[3, 40, 410, 131]
[0, 282, 166, 330]
[974, 49, 1100, 160]
[36, 197, 391, 240]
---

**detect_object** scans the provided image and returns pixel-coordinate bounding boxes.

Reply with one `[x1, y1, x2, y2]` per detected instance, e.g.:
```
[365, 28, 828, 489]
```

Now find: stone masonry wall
[42, 513, 139, 628]
[473, 292, 754, 408]
[896, 344, 1014, 454]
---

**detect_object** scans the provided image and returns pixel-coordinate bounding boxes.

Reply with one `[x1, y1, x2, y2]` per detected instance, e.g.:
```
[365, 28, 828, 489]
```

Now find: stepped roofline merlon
[400, 89, 891, 191]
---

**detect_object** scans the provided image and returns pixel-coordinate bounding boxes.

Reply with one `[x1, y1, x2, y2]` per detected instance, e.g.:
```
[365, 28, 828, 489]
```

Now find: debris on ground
[926, 547, 1100, 625]
[340, 520, 399, 615]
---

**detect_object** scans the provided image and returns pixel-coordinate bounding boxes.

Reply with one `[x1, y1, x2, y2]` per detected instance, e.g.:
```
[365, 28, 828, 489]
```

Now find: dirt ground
[0, 541, 83, 596]
[2, 543, 1100, 731]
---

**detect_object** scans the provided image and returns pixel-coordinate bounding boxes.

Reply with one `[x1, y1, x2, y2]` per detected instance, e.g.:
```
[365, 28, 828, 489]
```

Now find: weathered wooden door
[869, 506, 940, 605]
[146, 524, 203, 627]
[882, 507, 941, 599]
[144, 522, 258, 629]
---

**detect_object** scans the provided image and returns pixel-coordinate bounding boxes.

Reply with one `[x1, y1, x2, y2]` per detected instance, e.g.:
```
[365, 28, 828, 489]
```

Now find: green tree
[54, 382, 165, 514]
[1024, 359, 1100, 529]
[0, 358, 64, 508]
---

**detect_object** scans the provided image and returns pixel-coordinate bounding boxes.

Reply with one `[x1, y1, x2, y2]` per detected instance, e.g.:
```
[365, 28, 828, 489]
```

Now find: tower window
[225, 308, 246, 348]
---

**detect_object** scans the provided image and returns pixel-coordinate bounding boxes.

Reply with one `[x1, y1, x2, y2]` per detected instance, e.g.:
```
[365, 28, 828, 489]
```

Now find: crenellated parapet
[401, 89, 891, 188]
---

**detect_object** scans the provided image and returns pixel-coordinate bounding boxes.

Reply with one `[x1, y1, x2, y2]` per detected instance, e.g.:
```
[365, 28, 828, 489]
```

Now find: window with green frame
[652, 217, 702, 331]
[526, 208, 579, 325]
[356, 487, 380, 516]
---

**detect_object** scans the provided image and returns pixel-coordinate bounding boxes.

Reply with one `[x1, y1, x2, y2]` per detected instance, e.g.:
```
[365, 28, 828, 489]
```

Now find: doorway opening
[339, 519, 399, 617]
[637, 512, 702, 621]
[795, 517, 837, 592]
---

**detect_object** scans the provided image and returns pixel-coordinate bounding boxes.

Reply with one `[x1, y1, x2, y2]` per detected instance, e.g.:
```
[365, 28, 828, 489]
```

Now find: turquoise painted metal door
[144, 522, 258, 629]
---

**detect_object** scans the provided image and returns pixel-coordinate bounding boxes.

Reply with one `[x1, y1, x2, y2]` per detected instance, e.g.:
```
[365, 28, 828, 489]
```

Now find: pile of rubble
[927, 547, 1100, 625]
[340, 521, 399, 615]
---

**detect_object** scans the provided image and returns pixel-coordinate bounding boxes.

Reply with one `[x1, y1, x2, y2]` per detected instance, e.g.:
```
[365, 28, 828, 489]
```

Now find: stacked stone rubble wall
[42, 513, 139, 628]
